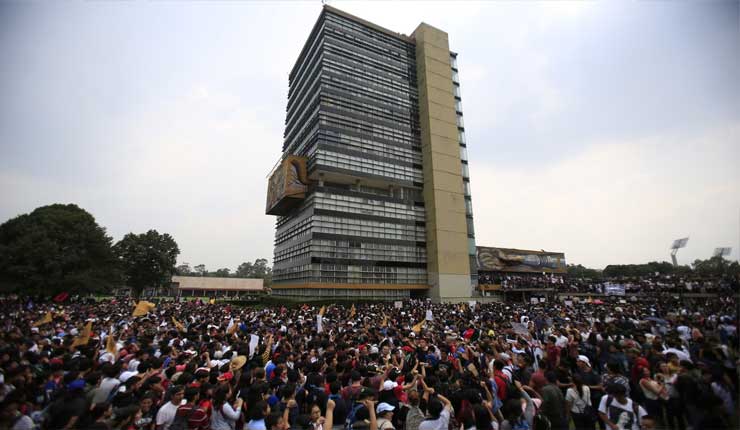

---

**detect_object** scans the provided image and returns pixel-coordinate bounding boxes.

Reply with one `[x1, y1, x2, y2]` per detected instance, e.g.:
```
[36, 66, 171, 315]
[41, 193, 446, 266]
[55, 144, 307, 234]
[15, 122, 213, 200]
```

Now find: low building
[476, 246, 566, 298]
[170, 276, 265, 299]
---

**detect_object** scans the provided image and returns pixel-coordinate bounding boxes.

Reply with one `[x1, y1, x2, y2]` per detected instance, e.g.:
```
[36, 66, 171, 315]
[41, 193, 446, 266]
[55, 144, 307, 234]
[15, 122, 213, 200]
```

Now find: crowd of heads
[478, 272, 739, 296]
[0, 287, 737, 430]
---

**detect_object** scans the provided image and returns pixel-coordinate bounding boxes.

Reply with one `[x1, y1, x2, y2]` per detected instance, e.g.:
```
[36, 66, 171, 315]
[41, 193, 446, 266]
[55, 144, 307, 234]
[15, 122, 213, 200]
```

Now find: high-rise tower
[266, 6, 476, 301]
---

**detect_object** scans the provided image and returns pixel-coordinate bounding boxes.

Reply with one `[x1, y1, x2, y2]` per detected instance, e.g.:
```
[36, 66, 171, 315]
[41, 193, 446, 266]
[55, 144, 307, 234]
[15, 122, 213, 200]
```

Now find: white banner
[425, 310, 433, 321]
[394, 301, 403, 309]
[316, 315, 323, 333]
[248, 334, 260, 358]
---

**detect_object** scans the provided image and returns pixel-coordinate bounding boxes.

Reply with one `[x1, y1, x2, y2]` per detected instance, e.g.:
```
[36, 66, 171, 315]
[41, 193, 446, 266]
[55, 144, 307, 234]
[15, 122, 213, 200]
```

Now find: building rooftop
[172, 276, 264, 291]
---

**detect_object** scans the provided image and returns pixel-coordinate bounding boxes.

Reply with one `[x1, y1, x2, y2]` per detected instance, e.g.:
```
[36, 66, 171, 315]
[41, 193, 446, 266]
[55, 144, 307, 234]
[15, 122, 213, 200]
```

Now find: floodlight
[713, 247, 731, 257]
[670, 237, 689, 266]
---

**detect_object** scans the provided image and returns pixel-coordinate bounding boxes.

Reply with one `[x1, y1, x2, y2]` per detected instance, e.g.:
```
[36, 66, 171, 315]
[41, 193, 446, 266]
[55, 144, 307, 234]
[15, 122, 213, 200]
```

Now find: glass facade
[272, 8, 426, 297]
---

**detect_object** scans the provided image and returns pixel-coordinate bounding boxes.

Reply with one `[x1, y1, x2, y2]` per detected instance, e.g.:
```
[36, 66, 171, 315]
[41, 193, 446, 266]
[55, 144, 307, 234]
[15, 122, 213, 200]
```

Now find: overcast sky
[1, 1, 738, 270]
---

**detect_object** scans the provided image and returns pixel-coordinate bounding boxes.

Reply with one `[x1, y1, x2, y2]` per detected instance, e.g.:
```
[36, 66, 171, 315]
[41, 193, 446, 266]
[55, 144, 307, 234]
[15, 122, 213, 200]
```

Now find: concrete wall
[413, 23, 471, 300]
[171, 276, 264, 291]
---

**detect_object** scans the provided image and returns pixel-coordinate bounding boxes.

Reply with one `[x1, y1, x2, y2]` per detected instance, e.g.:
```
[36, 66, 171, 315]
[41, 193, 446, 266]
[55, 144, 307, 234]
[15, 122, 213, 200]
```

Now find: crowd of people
[0, 293, 737, 430]
[478, 273, 739, 296]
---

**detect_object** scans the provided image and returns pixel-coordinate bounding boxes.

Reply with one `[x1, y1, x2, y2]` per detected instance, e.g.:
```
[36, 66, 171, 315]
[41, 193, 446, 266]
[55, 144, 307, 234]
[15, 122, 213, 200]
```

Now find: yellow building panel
[417, 58, 455, 81]
[413, 23, 450, 50]
[430, 170, 465, 194]
[413, 21, 471, 299]
[427, 151, 463, 175]
[423, 100, 458, 124]
[429, 231, 470, 273]
[422, 136, 460, 158]
[419, 74, 456, 98]
[427, 189, 468, 215]
[425, 209, 468, 234]
[429, 120, 459, 141]
[418, 43, 453, 63]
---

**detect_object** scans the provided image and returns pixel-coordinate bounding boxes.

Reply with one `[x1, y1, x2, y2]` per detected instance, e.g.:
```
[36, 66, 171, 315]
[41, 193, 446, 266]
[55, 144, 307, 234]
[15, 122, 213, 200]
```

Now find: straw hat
[230, 355, 247, 370]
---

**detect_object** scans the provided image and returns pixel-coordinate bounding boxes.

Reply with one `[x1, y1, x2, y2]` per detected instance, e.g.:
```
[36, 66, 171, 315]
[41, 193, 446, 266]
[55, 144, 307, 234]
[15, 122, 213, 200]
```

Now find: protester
[0, 285, 735, 430]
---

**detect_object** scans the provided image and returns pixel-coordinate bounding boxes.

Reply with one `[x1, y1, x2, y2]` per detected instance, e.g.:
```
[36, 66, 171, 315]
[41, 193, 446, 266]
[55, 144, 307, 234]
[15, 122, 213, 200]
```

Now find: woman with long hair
[247, 400, 272, 430]
[639, 367, 666, 425]
[211, 384, 244, 430]
[565, 374, 593, 430]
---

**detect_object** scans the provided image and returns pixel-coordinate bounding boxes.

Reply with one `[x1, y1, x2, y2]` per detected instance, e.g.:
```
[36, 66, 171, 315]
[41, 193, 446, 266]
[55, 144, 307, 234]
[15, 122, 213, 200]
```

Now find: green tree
[692, 256, 740, 277]
[114, 230, 179, 299]
[213, 268, 231, 277]
[566, 264, 602, 279]
[175, 262, 192, 275]
[0, 204, 119, 295]
[235, 261, 254, 278]
[252, 258, 270, 278]
[234, 259, 272, 286]
[193, 264, 207, 276]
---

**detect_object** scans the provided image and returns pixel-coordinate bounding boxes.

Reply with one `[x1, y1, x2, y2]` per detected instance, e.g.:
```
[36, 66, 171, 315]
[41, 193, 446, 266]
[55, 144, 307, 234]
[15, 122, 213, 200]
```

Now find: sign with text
[604, 283, 626, 296]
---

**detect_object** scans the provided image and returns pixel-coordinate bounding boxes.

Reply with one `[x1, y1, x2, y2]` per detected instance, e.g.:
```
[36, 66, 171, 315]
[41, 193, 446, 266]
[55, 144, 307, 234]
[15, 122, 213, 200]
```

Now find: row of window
[314, 198, 424, 222]
[322, 92, 412, 133]
[323, 69, 414, 113]
[311, 249, 426, 263]
[321, 109, 416, 145]
[313, 219, 425, 242]
[321, 72, 419, 115]
[324, 17, 414, 70]
[315, 150, 423, 183]
[323, 47, 412, 96]
[275, 216, 312, 246]
[325, 12, 413, 52]
[272, 288, 410, 299]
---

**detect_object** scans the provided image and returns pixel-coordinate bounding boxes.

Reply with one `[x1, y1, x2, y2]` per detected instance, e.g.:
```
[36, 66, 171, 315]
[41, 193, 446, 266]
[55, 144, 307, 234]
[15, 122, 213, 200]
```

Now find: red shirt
[493, 370, 508, 401]
[175, 404, 209, 430]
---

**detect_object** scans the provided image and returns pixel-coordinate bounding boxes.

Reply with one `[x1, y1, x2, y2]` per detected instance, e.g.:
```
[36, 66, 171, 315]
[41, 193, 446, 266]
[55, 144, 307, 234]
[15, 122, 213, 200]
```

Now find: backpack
[532, 413, 551, 430]
[170, 405, 198, 430]
[345, 402, 365, 430]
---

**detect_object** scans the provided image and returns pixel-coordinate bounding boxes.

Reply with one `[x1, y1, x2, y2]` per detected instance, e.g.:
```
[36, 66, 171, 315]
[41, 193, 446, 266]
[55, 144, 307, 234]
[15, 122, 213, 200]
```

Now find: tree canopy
[566, 264, 602, 279]
[692, 255, 740, 277]
[0, 204, 119, 295]
[113, 230, 179, 298]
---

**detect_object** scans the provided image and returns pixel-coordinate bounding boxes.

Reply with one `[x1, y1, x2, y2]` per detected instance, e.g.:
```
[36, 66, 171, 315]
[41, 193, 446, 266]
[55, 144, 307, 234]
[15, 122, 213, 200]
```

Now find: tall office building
[266, 5, 476, 301]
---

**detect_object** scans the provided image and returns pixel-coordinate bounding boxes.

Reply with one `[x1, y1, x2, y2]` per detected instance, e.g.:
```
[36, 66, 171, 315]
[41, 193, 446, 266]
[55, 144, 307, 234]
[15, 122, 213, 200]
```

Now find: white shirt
[92, 377, 120, 404]
[119, 370, 139, 383]
[419, 406, 451, 430]
[156, 401, 180, 430]
[598, 396, 646, 430]
[555, 335, 569, 349]
[565, 386, 591, 413]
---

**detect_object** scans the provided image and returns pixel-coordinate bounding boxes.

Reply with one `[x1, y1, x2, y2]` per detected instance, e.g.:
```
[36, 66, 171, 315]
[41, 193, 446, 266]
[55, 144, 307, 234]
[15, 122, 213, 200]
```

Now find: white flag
[248, 334, 260, 358]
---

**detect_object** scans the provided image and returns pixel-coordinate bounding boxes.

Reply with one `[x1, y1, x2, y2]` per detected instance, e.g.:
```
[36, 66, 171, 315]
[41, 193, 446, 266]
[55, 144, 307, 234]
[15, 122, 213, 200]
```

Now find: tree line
[0, 204, 272, 298]
[567, 256, 740, 279]
[174, 259, 272, 284]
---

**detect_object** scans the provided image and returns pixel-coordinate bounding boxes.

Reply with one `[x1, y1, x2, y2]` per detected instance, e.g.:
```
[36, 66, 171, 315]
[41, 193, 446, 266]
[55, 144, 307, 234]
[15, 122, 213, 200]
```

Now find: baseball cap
[577, 355, 591, 367]
[376, 403, 395, 414]
[217, 371, 234, 382]
[382, 380, 398, 391]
